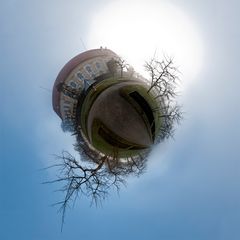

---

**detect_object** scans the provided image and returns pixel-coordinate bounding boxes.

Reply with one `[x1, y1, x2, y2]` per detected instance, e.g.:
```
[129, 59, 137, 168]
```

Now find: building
[52, 48, 162, 159]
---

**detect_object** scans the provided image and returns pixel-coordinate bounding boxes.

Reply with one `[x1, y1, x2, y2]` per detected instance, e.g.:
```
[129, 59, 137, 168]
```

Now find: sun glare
[87, 0, 204, 88]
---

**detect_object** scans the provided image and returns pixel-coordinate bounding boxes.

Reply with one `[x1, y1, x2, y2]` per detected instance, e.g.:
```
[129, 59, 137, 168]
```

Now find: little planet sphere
[50, 48, 181, 225]
[52, 48, 165, 162]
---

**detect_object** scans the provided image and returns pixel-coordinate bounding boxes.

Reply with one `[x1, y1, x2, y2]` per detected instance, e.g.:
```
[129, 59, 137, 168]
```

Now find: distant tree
[107, 57, 133, 78]
[61, 118, 75, 133]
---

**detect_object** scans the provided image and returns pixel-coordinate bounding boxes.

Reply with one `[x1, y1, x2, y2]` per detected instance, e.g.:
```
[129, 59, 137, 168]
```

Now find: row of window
[67, 60, 108, 90]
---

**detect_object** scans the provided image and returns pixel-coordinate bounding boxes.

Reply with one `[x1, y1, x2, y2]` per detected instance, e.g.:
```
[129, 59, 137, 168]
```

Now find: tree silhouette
[145, 56, 182, 142]
[45, 150, 148, 230]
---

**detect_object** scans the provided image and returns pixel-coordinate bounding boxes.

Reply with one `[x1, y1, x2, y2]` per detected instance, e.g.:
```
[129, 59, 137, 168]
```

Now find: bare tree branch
[45, 149, 147, 230]
[145, 56, 179, 99]
[144, 56, 183, 143]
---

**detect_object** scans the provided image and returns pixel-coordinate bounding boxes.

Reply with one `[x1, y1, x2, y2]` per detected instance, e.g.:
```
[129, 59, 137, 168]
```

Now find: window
[98, 123, 143, 150]
[69, 81, 77, 88]
[85, 65, 95, 78]
[96, 62, 101, 69]
[129, 91, 155, 139]
[76, 72, 85, 81]
[85, 65, 92, 73]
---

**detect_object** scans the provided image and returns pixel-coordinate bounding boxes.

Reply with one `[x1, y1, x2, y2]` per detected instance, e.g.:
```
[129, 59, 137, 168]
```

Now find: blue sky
[1, 0, 240, 239]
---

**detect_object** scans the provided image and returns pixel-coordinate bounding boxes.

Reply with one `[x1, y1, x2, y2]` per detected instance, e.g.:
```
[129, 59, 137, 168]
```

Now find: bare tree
[154, 104, 182, 143]
[45, 150, 147, 230]
[107, 57, 133, 78]
[145, 56, 182, 143]
[145, 56, 179, 99]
